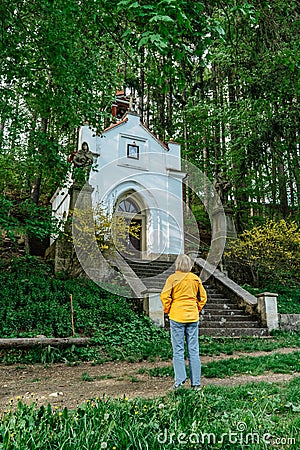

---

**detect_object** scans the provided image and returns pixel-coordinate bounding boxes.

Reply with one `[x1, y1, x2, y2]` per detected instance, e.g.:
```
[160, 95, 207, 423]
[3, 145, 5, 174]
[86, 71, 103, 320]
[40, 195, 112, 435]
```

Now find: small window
[127, 143, 139, 160]
[118, 198, 140, 213]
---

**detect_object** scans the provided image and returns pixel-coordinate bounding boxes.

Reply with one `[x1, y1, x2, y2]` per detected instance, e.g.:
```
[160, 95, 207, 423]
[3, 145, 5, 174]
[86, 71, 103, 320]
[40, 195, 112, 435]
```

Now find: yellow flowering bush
[70, 203, 141, 255]
[225, 219, 300, 286]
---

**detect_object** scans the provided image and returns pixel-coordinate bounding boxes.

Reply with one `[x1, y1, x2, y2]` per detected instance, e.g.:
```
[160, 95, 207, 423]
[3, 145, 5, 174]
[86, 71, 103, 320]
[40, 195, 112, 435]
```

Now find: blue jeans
[170, 320, 201, 387]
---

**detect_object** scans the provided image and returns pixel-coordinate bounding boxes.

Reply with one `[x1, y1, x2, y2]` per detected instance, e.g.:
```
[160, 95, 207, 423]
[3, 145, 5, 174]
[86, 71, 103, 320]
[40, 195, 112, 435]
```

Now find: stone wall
[279, 314, 300, 332]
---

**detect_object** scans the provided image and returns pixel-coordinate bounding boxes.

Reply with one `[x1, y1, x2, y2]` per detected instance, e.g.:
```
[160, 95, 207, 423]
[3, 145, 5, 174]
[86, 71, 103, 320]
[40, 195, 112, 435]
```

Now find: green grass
[202, 351, 300, 378]
[243, 284, 300, 314]
[81, 371, 94, 382]
[199, 332, 300, 356]
[1, 331, 300, 366]
[0, 256, 133, 339]
[0, 256, 172, 364]
[1, 256, 299, 365]
[1, 378, 299, 449]
[1, 330, 300, 366]
[142, 351, 300, 379]
[1, 257, 300, 448]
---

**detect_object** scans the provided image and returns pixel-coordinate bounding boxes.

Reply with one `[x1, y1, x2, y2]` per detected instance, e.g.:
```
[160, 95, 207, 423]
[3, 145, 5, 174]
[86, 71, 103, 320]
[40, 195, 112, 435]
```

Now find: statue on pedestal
[70, 142, 94, 168]
[213, 171, 232, 207]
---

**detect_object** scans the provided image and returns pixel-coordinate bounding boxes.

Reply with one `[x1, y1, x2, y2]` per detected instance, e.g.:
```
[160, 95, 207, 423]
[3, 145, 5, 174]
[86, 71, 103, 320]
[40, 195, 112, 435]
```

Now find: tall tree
[0, 0, 124, 237]
[0, 0, 299, 243]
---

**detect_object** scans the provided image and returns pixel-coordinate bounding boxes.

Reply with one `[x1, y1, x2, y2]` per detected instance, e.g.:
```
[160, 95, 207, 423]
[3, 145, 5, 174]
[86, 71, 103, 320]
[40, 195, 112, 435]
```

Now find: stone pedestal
[208, 206, 226, 267]
[72, 182, 94, 211]
[257, 292, 279, 331]
[144, 292, 165, 327]
[69, 183, 81, 210]
[52, 182, 95, 277]
[209, 206, 237, 269]
[224, 207, 237, 240]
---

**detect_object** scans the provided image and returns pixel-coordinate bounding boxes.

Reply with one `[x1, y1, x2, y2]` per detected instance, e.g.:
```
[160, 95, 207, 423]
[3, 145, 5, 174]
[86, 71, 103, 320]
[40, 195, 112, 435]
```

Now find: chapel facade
[51, 98, 186, 264]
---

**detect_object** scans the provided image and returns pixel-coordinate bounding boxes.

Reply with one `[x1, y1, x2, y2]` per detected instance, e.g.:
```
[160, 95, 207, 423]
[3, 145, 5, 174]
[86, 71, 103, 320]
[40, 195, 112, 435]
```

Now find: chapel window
[117, 198, 140, 214]
[127, 142, 139, 160]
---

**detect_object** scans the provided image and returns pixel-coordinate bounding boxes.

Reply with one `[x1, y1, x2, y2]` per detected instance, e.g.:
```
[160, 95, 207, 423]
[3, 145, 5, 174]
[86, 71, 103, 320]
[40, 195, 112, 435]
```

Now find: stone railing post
[144, 291, 165, 327]
[257, 292, 279, 332]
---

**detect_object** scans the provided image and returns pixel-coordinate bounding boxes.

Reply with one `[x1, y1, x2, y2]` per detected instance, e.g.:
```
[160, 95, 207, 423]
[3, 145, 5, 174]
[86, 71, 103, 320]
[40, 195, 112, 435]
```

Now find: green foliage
[1, 0, 299, 247]
[0, 0, 123, 241]
[0, 196, 19, 239]
[244, 284, 300, 314]
[1, 256, 300, 365]
[184, 0, 300, 225]
[81, 371, 94, 382]
[142, 350, 300, 379]
[0, 196, 62, 242]
[1, 379, 299, 449]
[71, 203, 141, 254]
[0, 257, 171, 363]
[0, 256, 130, 338]
[117, 0, 212, 56]
[199, 333, 300, 356]
[226, 219, 300, 286]
[203, 351, 300, 378]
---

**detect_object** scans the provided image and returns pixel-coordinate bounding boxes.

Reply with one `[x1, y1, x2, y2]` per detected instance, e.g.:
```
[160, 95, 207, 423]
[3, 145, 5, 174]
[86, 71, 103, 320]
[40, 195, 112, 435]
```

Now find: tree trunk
[212, 63, 221, 175]
[31, 116, 48, 204]
[167, 73, 173, 138]
[145, 84, 151, 128]
[278, 161, 289, 216]
[0, 120, 4, 150]
[139, 47, 145, 122]
[182, 89, 190, 213]
[228, 70, 248, 231]
[0, 337, 91, 349]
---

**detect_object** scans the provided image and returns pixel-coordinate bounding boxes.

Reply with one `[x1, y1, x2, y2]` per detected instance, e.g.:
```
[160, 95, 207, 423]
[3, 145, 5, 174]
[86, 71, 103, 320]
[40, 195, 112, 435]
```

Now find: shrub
[225, 219, 300, 287]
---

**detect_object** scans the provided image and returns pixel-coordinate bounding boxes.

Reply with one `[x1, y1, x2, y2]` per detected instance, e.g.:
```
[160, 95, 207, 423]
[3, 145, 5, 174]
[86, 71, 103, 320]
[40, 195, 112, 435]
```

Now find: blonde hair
[175, 254, 193, 272]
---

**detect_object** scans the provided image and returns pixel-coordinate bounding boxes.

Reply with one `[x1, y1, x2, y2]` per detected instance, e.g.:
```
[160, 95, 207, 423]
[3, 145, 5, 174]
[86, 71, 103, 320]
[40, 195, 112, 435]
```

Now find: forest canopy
[0, 0, 299, 243]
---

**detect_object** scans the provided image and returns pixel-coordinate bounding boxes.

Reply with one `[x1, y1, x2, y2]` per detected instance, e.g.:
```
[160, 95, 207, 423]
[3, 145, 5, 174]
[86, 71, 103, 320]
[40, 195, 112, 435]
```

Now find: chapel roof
[102, 116, 128, 133]
[102, 111, 170, 151]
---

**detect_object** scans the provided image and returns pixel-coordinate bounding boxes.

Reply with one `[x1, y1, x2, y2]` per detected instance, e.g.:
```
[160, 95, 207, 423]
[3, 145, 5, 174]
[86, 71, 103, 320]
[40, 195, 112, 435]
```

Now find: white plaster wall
[50, 173, 73, 244]
[50, 188, 70, 245]
[81, 113, 185, 258]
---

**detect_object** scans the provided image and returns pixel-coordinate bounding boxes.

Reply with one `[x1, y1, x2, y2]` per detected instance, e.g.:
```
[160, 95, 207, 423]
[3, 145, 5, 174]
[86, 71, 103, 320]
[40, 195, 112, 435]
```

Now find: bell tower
[111, 90, 130, 120]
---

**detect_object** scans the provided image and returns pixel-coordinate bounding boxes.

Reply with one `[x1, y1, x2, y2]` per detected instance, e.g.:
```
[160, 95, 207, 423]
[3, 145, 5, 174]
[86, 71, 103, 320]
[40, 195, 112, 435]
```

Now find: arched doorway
[115, 194, 145, 259]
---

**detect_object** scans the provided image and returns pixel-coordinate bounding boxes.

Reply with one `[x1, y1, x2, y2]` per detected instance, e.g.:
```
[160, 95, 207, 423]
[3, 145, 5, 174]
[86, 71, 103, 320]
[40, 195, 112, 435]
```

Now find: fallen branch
[0, 337, 92, 349]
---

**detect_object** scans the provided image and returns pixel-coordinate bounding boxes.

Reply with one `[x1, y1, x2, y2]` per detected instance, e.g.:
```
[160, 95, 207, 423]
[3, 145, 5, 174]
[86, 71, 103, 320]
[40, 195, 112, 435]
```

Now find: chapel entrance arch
[115, 192, 146, 259]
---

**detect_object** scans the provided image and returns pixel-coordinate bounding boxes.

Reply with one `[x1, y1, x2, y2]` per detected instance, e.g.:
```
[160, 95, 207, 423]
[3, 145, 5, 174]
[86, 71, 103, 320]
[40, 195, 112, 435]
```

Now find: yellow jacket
[160, 271, 207, 323]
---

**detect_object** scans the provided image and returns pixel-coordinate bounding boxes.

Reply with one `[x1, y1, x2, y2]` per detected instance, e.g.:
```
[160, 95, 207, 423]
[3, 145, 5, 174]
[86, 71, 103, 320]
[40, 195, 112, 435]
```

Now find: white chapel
[51, 96, 186, 264]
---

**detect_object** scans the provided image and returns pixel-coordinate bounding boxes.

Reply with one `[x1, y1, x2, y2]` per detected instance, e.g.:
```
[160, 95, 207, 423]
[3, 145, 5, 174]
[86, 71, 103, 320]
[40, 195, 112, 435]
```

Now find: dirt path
[0, 348, 299, 412]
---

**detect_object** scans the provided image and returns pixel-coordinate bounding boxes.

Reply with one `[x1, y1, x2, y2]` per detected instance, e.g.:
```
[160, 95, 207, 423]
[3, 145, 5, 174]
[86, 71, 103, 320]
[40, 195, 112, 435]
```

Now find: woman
[160, 254, 207, 390]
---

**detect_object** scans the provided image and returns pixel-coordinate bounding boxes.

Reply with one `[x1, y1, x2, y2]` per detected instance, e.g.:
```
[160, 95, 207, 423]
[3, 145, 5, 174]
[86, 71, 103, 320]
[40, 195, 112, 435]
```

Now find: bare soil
[0, 348, 298, 412]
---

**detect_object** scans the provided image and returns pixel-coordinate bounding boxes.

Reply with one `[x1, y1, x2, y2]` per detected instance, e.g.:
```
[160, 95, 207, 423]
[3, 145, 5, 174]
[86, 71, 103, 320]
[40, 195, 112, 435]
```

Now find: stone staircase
[200, 283, 268, 337]
[125, 258, 175, 291]
[0, 234, 27, 258]
[124, 257, 269, 337]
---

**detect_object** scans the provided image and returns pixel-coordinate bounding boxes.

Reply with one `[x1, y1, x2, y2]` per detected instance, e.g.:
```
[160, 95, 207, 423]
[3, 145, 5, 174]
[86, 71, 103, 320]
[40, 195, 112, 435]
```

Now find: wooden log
[0, 337, 92, 349]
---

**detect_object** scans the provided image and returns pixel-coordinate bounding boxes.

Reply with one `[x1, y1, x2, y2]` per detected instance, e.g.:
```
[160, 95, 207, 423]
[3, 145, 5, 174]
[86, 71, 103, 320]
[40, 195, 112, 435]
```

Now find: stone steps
[199, 327, 268, 337]
[0, 235, 27, 257]
[125, 257, 269, 337]
[201, 320, 262, 328]
[203, 314, 255, 322]
[203, 309, 248, 315]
